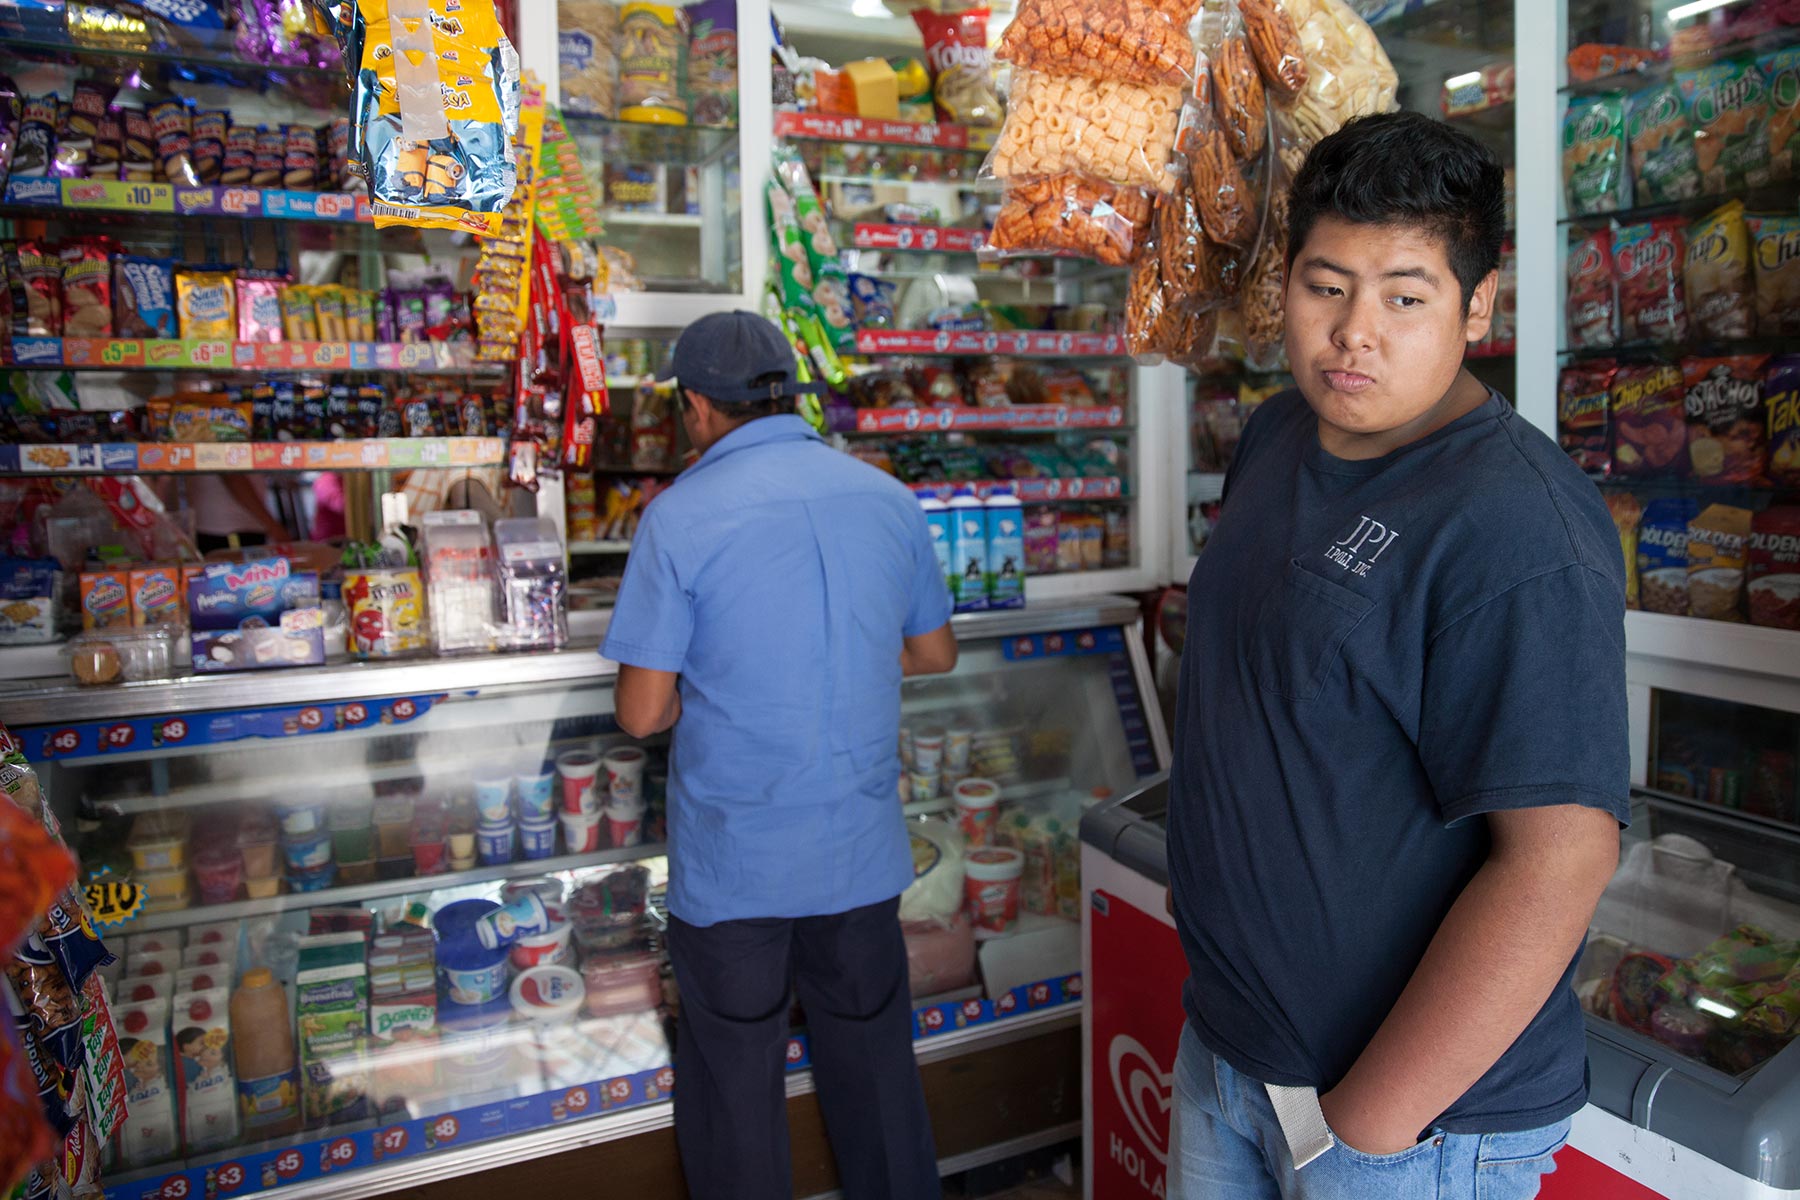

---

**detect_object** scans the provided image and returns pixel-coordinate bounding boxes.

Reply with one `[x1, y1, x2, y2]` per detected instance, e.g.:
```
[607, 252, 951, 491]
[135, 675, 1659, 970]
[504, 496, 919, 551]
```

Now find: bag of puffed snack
[1748, 215, 1800, 337]
[1614, 218, 1688, 344]
[1683, 354, 1769, 486]
[1606, 491, 1643, 609]
[1559, 362, 1615, 476]
[1678, 57, 1772, 193]
[1688, 502, 1753, 622]
[58, 238, 114, 339]
[1749, 507, 1800, 630]
[997, 0, 1198, 92]
[1766, 48, 1799, 181]
[1638, 497, 1698, 616]
[1611, 363, 1687, 477]
[915, 8, 1004, 128]
[989, 69, 1183, 193]
[1684, 200, 1754, 341]
[1566, 228, 1616, 349]
[1625, 83, 1700, 205]
[1563, 93, 1628, 216]
[987, 174, 1154, 266]
[1766, 356, 1800, 488]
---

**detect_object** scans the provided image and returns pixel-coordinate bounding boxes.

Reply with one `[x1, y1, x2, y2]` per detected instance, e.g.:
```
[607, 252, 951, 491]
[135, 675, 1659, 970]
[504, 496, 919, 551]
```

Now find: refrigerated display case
[0, 595, 1166, 1200]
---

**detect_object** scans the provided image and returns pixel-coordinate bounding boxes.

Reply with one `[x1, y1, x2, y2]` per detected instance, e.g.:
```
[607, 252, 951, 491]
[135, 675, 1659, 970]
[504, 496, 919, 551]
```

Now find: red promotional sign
[1090, 890, 1187, 1200]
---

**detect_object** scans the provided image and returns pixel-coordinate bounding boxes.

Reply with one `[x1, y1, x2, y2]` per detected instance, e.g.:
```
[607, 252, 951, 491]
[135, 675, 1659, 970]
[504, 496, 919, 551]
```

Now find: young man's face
[1284, 216, 1496, 455]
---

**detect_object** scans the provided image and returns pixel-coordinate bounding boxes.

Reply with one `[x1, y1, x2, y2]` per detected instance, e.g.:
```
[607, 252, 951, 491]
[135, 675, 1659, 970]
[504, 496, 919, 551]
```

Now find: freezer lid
[1081, 772, 1170, 886]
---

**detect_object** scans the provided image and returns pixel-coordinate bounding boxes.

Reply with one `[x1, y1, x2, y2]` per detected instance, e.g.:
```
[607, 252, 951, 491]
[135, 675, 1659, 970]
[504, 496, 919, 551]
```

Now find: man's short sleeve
[1419, 562, 1631, 827]
[601, 506, 694, 672]
[904, 501, 953, 638]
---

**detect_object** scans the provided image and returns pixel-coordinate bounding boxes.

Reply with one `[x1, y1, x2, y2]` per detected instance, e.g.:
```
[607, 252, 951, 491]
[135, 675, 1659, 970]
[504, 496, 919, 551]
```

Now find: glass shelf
[560, 114, 738, 168]
[1561, 335, 1795, 361]
[1562, 28, 1800, 95]
[0, 27, 345, 99]
[1561, 181, 1800, 228]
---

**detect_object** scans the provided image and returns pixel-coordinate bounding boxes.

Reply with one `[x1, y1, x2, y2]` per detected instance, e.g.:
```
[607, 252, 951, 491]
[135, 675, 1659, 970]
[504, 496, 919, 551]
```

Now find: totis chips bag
[1688, 503, 1753, 622]
[1685, 200, 1754, 341]
[1749, 214, 1800, 337]
[1566, 228, 1616, 349]
[1683, 354, 1768, 485]
[1765, 47, 1799, 180]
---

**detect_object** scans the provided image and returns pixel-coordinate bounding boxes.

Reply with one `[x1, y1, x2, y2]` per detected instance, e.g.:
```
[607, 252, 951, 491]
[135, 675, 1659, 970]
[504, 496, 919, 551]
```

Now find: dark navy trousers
[667, 895, 941, 1200]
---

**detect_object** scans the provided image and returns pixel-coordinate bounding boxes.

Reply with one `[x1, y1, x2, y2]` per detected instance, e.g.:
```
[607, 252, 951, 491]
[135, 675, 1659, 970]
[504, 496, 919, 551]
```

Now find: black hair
[681, 371, 795, 422]
[1286, 111, 1506, 311]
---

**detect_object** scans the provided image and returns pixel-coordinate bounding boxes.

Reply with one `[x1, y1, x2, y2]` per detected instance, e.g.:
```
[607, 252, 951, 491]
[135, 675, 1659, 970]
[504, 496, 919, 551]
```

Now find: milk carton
[295, 932, 371, 1125]
[112, 1000, 179, 1167]
[983, 488, 1025, 610]
[948, 488, 988, 613]
[170, 988, 239, 1152]
[919, 495, 954, 603]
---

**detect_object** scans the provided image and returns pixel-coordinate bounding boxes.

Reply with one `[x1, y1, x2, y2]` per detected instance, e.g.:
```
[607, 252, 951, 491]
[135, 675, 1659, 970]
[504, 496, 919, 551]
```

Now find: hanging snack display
[342, 0, 524, 234]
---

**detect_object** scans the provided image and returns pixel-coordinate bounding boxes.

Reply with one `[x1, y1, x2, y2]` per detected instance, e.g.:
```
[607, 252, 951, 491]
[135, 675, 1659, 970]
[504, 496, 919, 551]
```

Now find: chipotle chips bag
[1611, 363, 1688, 477]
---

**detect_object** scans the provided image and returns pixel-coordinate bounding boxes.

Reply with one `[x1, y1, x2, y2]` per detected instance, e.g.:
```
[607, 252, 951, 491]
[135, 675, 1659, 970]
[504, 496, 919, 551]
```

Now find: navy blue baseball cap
[657, 311, 822, 404]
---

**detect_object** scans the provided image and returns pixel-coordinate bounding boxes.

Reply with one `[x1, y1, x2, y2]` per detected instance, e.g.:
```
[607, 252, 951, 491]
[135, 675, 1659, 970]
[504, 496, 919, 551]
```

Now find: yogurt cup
[277, 803, 326, 838]
[509, 965, 585, 1025]
[282, 831, 333, 871]
[287, 861, 336, 893]
[243, 874, 282, 899]
[509, 922, 574, 970]
[239, 828, 279, 879]
[964, 847, 1023, 933]
[556, 751, 601, 815]
[433, 899, 498, 945]
[519, 817, 557, 860]
[411, 829, 446, 875]
[944, 726, 974, 773]
[603, 746, 647, 806]
[560, 808, 603, 854]
[475, 892, 551, 950]
[603, 804, 643, 848]
[471, 769, 514, 824]
[191, 846, 243, 905]
[515, 766, 556, 821]
[911, 728, 946, 772]
[952, 778, 1002, 847]
[909, 771, 941, 803]
[437, 937, 511, 1006]
[476, 821, 515, 866]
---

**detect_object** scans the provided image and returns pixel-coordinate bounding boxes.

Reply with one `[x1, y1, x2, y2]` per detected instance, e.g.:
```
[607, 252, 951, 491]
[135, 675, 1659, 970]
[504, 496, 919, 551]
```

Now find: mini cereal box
[80, 569, 131, 630]
[129, 566, 184, 627]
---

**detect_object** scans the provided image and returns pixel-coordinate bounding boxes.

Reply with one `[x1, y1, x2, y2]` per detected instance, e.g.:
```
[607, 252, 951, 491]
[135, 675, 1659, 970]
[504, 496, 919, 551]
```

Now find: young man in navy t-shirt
[1166, 112, 1629, 1199]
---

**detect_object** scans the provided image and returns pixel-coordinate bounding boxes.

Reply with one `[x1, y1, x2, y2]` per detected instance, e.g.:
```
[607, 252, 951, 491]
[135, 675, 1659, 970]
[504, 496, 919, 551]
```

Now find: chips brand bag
[1688, 503, 1752, 622]
[1626, 82, 1701, 204]
[1767, 356, 1800, 487]
[1749, 507, 1800, 630]
[1566, 228, 1616, 349]
[1615, 218, 1688, 344]
[914, 7, 1004, 128]
[1684, 200, 1754, 341]
[1684, 354, 1769, 485]
[1612, 363, 1688, 477]
[1639, 496, 1698, 615]
[1749, 214, 1800, 337]
[1766, 47, 1799, 181]
[1679, 57, 1772, 193]
[1563, 93, 1628, 215]
[1558, 362, 1615, 475]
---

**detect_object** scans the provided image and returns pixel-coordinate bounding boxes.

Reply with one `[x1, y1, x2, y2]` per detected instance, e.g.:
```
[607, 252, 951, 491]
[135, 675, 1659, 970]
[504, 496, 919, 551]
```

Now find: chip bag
[1625, 82, 1700, 205]
[1768, 356, 1800, 488]
[997, 0, 1197, 91]
[914, 8, 1004, 128]
[175, 269, 235, 340]
[1766, 47, 1799, 181]
[1749, 214, 1800, 337]
[1683, 354, 1769, 486]
[1558, 362, 1615, 476]
[1563, 93, 1628, 216]
[989, 68, 1183, 192]
[1684, 200, 1754, 342]
[1678, 57, 1772, 193]
[1566, 228, 1616, 350]
[1611, 362, 1687, 477]
[1614, 218, 1688, 344]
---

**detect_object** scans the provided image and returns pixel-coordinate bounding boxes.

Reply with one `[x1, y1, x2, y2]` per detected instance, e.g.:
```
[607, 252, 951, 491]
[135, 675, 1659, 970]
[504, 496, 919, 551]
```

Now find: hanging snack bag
[1558, 362, 1615, 476]
[1749, 506, 1800, 630]
[1638, 496, 1698, 616]
[1238, 0, 1306, 99]
[175, 269, 237, 340]
[559, 0, 621, 118]
[986, 174, 1154, 267]
[1566, 228, 1616, 349]
[617, 3, 688, 124]
[1611, 362, 1687, 477]
[1766, 48, 1799, 181]
[997, 0, 1197, 92]
[1748, 215, 1800, 337]
[1678, 57, 1772, 193]
[1767, 356, 1800, 488]
[687, 0, 738, 127]
[1614, 218, 1688, 344]
[1563, 93, 1628, 216]
[1211, 31, 1268, 161]
[915, 8, 1005, 128]
[1625, 82, 1700, 205]
[1683, 354, 1769, 485]
[1688, 503, 1753, 622]
[1684, 200, 1754, 342]
[990, 70, 1183, 193]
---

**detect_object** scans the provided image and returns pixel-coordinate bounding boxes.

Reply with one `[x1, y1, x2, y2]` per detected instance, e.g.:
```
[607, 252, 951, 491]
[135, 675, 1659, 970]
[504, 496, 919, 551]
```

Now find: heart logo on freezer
[1108, 1034, 1172, 1165]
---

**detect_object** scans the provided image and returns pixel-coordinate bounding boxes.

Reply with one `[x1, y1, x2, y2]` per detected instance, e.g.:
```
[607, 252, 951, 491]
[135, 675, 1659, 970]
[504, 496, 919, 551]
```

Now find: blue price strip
[910, 973, 1082, 1041]
[24, 694, 446, 763]
[1000, 626, 1125, 662]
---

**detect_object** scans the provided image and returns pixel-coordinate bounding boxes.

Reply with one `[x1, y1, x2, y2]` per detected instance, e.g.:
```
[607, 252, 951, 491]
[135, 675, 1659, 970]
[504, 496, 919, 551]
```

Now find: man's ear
[1463, 269, 1500, 343]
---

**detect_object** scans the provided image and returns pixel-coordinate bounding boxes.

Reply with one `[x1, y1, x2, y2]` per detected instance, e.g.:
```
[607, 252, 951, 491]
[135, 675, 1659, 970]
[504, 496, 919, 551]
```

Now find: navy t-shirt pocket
[1251, 560, 1374, 702]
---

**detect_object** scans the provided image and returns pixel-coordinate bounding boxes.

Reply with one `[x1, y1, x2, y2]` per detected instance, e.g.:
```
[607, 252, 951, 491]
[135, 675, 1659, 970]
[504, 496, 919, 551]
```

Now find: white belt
[1265, 1082, 1336, 1170]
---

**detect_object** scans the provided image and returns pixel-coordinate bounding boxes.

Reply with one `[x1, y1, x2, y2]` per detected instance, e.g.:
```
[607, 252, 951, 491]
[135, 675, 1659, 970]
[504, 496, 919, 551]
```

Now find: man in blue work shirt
[603, 311, 958, 1200]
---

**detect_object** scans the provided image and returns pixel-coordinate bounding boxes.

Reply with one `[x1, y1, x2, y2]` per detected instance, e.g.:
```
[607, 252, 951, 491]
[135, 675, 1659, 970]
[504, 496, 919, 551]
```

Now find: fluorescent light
[850, 0, 888, 16]
[1693, 996, 1739, 1020]
[1667, 0, 1745, 24]
[1444, 71, 1483, 90]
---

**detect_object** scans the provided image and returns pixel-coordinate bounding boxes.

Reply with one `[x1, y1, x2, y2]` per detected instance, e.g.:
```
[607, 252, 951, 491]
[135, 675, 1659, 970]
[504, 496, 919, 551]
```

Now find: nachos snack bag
[1684, 355, 1769, 486]
[915, 8, 1004, 128]
[1749, 507, 1800, 630]
[1685, 200, 1755, 342]
[1566, 228, 1616, 349]
[1563, 93, 1628, 216]
[1611, 363, 1687, 477]
[1767, 356, 1800, 488]
[1679, 57, 1772, 193]
[1689, 503, 1753, 622]
[1614, 218, 1688, 344]
[1625, 82, 1700, 205]
[1639, 496, 1699, 615]
[1766, 48, 1799, 181]
[1749, 215, 1800, 337]
[1559, 362, 1615, 476]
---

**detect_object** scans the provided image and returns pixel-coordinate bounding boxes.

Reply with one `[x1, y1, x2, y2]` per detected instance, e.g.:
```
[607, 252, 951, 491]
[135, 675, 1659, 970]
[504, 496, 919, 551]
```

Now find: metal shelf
[602, 211, 704, 229]
[570, 540, 634, 555]
[118, 842, 668, 934]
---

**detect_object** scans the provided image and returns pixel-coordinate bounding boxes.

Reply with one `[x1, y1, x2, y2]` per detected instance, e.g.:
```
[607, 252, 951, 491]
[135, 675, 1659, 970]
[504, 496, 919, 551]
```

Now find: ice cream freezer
[1080, 765, 1800, 1200]
[0, 594, 1167, 1200]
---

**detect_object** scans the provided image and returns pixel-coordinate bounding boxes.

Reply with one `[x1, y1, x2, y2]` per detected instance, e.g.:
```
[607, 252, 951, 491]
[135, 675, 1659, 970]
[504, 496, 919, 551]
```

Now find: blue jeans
[1169, 1025, 1569, 1200]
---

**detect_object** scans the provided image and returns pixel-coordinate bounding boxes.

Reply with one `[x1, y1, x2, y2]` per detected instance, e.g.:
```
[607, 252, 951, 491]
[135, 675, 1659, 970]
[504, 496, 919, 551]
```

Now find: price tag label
[430, 1115, 460, 1145]
[921, 1008, 947, 1032]
[44, 729, 82, 757]
[785, 1040, 805, 1064]
[273, 1150, 304, 1180]
[1029, 982, 1051, 1005]
[390, 698, 418, 721]
[158, 1175, 191, 1200]
[213, 1164, 246, 1195]
[296, 707, 326, 732]
[324, 1138, 357, 1168]
[158, 718, 189, 745]
[66, 179, 173, 212]
[342, 702, 368, 725]
[607, 1079, 632, 1103]
[563, 1087, 591, 1113]
[377, 1127, 409, 1155]
[101, 723, 136, 751]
